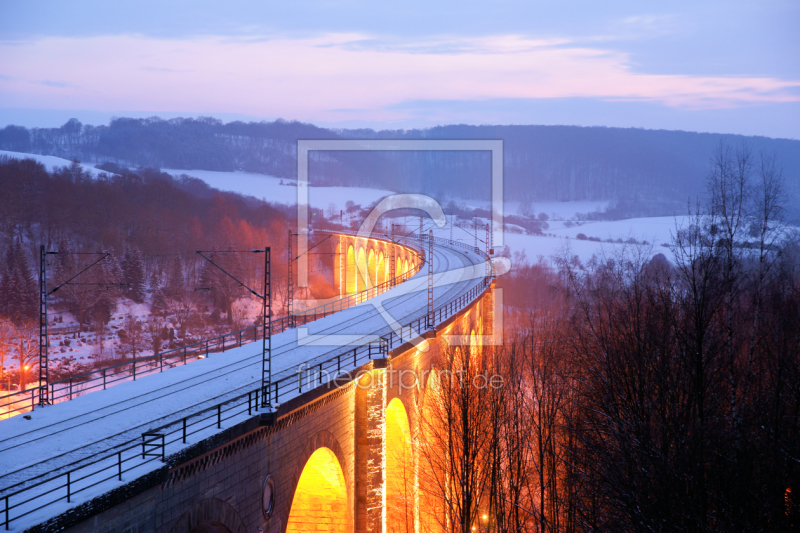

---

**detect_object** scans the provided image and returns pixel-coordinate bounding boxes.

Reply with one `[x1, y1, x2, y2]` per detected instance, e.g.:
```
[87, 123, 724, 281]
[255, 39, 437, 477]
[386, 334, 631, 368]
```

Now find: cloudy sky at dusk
[1, 0, 798, 138]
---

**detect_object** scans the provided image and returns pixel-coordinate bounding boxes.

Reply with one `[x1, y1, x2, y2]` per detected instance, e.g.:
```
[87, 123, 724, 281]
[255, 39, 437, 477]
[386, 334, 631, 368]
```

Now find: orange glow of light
[286, 447, 348, 533]
[470, 330, 478, 357]
[357, 247, 367, 292]
[346, 244, 356, 295]
[386, 398, 414, 533]
[368, 248, 377, 288]
[378, 251, 386, 286]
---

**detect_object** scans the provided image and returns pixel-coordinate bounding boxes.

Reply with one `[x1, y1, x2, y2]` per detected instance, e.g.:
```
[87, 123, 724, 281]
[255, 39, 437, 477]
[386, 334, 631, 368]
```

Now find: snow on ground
[0, 150, 114, 177]
[545, 216, 682, 242]
[0, 152, 686, 265]
[162, 168, 396, 211]
[461, 199, 610, 220]
[158, 168, 652, 264]
[431, 216, 691, 266]
[0, 241, 483, 531]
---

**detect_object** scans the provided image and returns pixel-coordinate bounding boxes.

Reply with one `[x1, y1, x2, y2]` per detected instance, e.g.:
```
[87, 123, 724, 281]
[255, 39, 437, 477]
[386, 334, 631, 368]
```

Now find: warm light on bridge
[286, 447, 348, 533]
[386, 398, 414, 533]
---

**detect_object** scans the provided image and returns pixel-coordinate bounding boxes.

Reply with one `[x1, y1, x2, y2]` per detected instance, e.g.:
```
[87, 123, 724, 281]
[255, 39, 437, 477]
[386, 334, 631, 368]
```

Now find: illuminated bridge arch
[367, 249, 377, 288]
[286, 443, 349, 533]
[345, 245, 356, 295]
[386, 398, 414, 533]
[377, 251, 386, 286]
[356, 247, 367, 292]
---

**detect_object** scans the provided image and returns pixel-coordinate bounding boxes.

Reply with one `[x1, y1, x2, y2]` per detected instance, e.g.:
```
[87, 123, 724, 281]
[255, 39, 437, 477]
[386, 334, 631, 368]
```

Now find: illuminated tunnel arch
[404, 259, 409, 276]
[286, 447, 348, 533]
[367, 249, 377, 288]
[345, 245, 356, 295]
[386, 398, 414, 533]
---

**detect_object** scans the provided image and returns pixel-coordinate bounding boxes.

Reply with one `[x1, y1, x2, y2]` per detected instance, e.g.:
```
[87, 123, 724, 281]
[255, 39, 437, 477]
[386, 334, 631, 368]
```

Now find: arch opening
[368, 249, 377, 288]
[346, 245, 356, 295]
[287, 447, 348, 533]
[356, 247, 367, 292]
[189, 522, 232, 533]
[377, 251, 385, 286]
[386, 398, 414, 533]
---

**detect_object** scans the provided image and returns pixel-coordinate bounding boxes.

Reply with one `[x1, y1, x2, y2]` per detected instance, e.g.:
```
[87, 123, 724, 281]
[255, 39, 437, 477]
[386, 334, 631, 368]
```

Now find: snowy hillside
[0, 150, 115, 177]
[161, 168, 395, 209]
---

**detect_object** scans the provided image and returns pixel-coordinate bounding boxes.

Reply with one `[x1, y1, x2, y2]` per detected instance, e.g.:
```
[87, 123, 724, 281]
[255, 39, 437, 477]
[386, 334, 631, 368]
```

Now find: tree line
[415, 144, 799, 532]
[2, 118, 799, 219]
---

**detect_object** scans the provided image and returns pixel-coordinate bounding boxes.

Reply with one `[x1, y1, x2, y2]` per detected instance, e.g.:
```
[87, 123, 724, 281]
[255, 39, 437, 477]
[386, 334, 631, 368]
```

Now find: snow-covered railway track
[0, 240, 485, 496]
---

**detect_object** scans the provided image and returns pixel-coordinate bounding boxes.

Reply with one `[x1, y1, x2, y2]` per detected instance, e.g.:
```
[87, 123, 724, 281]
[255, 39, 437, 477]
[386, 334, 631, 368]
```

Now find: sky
[0, 0, 798, 139]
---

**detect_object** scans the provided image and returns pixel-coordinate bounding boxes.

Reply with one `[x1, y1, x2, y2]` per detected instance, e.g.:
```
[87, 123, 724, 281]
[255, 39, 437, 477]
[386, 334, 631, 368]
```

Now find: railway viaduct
[0, 231, 496, 533]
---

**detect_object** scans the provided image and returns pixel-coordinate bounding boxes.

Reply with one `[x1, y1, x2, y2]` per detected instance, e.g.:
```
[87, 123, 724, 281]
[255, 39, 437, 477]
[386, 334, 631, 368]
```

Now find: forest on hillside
[0, 156, 338, 391]
[2, 117, 799, 219]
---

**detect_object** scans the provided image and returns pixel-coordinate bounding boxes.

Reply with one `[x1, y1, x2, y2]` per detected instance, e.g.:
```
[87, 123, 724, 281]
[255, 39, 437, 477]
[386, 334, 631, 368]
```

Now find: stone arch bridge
[0, 231, 496, 533]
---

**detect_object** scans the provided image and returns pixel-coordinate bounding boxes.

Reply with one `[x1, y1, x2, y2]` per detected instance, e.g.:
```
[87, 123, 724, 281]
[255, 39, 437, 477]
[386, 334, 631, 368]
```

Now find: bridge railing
[0, 234, 424, 421]
[0, 235, 491, 531]
[266, 274, 491, 404]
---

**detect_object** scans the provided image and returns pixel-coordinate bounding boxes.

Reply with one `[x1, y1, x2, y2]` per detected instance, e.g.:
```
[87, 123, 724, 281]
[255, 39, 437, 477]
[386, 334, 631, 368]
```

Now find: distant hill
[2, 117, 798, 219]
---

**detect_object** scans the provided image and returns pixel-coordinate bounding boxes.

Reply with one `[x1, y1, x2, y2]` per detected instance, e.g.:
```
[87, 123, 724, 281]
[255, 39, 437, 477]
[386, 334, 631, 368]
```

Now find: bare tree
[0, 319, 13, 380]
[419, 340, 494, 533]
[9, 320, 38, 390]
[120, 316, 145, 359]
[144, 315, 165, 355]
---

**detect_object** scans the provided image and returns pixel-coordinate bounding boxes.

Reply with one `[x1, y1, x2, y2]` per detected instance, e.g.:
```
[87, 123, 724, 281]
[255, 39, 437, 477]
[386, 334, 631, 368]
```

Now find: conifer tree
[0, 239, 37, 321]
[122, 247, 145, 303]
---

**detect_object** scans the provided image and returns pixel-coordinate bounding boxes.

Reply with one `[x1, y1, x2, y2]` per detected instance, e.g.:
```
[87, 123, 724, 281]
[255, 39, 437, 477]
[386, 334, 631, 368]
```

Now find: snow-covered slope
[0, 150, 114, 177]
[162, 168, 396, 209]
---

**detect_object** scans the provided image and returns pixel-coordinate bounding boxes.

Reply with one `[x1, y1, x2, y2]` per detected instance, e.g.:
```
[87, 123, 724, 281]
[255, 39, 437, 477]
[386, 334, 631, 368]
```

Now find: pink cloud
[1, 33, 797, 122]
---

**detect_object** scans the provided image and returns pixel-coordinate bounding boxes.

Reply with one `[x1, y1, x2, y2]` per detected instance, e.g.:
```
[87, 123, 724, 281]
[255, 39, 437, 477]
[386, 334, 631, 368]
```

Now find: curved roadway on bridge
[0, 235, 488, 529]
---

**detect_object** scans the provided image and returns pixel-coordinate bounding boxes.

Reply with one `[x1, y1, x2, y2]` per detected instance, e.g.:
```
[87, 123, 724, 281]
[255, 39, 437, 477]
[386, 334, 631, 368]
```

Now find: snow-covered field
[162, 168, 396, 210]
[0, 150, 690, 265]
[429, 217, 683, 266]
[0, 150, 114, 177]
[163, 168, 668, 263]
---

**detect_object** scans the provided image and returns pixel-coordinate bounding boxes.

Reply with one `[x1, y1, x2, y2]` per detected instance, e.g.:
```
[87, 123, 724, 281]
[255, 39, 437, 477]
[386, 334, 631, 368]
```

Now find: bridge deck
[0, 237, 488, 531]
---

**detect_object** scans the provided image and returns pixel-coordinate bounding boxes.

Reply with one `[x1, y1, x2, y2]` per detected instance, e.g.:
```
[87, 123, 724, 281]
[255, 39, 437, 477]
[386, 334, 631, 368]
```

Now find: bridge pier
[355, 366, 387, 533]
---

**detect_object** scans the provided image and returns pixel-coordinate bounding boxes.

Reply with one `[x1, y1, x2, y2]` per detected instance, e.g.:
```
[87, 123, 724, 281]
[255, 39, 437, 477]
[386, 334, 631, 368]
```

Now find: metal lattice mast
[38, 247, 109, 406]
[38, 245, 50, 406]
[262, 247, 272, 409]
[287, 229, 293, 320]
[427, 230, 434, 329]
[390, 243, 396, 288]
[485, 223, 491, 279]
[450, 214, 453, 241]
[474, 218, 478, 252]
[339, 234, 344, 297]
[195, 248, 272, 410]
